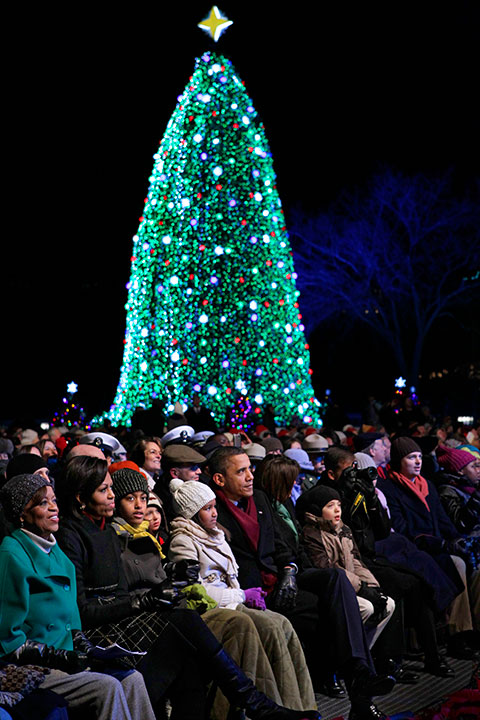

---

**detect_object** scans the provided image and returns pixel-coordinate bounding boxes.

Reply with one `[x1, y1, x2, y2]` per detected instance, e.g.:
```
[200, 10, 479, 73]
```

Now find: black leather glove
[446, 536, 471, 561]
[357, 582, 389, 624]
[72, 629, 132, 670]
[356, 477, 377, 504]
[131, 578, 184, 612]
[414, 534, 446, 554]
[274, 566, 298, 611]
[164, 559, 200, 584]
[7, 640, 89, 674]
[72, 629, 95, 656]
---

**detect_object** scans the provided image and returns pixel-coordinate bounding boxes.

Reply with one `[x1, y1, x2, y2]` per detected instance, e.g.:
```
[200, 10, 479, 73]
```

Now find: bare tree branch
[290, 170, 480, 384]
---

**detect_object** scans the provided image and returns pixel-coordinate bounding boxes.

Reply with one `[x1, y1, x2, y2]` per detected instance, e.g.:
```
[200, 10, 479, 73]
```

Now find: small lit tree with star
[105, 48, 321, 428]
[51, 382, 90, 429]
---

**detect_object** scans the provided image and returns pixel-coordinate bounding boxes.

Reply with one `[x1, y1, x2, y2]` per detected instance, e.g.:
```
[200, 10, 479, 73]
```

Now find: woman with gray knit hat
[168, 478, 318, 716]
[0, 473, 156, 720]
[378, 437, 479, 657]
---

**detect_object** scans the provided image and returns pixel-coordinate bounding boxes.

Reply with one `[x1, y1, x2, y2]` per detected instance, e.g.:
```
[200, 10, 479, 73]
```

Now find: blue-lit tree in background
[290, 170, 480, 387]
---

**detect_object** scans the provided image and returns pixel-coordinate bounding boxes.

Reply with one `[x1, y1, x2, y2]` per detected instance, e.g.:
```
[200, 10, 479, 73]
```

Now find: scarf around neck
[112, 516, 165, 558]
[215, 488, 260, 552]
[389, 470, 430, 512]
[214, 488, 277, 593]
[274, 500, 298, 538]
[170, 515, 227, 548]
[170, 516, 240, 582]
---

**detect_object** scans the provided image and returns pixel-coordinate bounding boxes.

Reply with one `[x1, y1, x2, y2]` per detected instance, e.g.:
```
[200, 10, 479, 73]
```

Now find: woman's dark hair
[255, 454, 300, 504]
[60, 456, 108, 518]
[129, 437, 162, 468]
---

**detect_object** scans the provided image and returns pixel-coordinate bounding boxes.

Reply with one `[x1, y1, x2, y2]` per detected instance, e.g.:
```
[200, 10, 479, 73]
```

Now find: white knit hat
[169, 479, 216, 519]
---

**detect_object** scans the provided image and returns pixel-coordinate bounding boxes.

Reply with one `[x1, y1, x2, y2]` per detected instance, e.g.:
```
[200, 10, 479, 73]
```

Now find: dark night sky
[3, 2, 479, 424]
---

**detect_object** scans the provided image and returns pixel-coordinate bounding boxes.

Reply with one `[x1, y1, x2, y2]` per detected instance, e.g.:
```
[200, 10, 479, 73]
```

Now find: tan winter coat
[302, 513, 379, 592]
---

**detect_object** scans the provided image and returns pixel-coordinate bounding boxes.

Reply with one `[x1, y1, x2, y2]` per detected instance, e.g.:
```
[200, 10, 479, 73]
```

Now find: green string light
[104, 51, 322, 427]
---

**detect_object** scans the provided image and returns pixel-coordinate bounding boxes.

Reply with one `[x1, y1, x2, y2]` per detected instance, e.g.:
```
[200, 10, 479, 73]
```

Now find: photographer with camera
[301, 447, 458, 679]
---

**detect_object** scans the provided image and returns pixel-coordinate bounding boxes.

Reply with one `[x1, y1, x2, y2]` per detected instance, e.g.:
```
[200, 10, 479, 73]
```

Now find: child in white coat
[168, 478, 317, 713]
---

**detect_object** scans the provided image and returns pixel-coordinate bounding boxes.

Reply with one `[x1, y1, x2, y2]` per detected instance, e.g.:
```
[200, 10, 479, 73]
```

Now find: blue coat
[376, 475, 463, 598]
[376, 475, 459, 542]
[0, 530, 81, 656]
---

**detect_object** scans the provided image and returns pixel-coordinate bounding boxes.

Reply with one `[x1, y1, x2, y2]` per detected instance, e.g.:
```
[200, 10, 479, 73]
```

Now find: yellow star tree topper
[198, 6, 233, 42]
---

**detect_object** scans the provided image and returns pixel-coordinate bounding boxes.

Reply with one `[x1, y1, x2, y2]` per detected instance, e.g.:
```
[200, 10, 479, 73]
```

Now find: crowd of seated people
[0, 396, 479, 719]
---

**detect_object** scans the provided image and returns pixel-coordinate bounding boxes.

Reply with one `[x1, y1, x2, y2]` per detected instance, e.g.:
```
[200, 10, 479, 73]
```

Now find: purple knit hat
[436, 446, 475, 474]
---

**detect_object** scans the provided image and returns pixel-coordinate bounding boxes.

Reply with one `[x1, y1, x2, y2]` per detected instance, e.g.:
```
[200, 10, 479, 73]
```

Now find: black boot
[210, 648, 320, 720]
[349, 702, 388, 720]
[347, 665, 395, 720]
[320, 673, 345, 697]
[349, 666, 395, 701]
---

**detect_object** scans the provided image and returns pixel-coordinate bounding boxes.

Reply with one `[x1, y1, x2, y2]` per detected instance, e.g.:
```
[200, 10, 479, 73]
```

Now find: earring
[79, 503, 86, 511]
[19, 518, 24, 527]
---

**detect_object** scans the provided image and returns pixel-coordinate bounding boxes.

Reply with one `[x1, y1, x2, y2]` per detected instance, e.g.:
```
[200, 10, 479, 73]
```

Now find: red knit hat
[436, 446, 475, 474]
[109, 460, 142, 475]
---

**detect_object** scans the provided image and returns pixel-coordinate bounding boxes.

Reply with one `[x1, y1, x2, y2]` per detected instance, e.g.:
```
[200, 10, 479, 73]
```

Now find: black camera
[338, 465, 377, 504]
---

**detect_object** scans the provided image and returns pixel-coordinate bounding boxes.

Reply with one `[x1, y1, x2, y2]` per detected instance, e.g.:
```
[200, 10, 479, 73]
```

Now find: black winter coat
[214, 489, 280, 589]
[56, 515, 133, 629]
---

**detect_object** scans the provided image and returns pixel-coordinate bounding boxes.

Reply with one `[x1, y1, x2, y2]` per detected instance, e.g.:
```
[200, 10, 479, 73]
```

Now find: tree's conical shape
[107, 51, 321, 426]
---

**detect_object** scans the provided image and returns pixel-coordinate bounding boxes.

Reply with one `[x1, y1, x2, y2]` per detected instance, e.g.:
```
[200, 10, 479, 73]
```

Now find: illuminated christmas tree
[106, 50, 321, 427]
[52, 382, 90, 430]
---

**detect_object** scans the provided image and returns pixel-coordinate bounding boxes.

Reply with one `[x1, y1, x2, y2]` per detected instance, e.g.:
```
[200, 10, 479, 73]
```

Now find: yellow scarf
[113, 518, 165, 559]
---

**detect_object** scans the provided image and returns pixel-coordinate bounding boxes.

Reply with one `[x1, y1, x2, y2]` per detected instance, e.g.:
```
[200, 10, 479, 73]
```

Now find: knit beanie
[255, 425, 271, 439]
[436, 446, 475, 474]
[457, 444, 480, 461]
[109, 460, 142, 475]
[146, 492, 163, 511]
[298, 484, 341, 520]
[354, 452, 377, 470]
[390, 437, 422, 471]
[111, 468, 149, 501]
[169, 478, 215, 519]
[0, 473, 53, 523]
[6, 454, 47, 481]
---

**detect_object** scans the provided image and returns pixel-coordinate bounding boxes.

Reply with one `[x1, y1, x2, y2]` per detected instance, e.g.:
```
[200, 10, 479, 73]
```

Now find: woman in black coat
[55, 454, 319, 720]
[377, 437, 478, 658]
